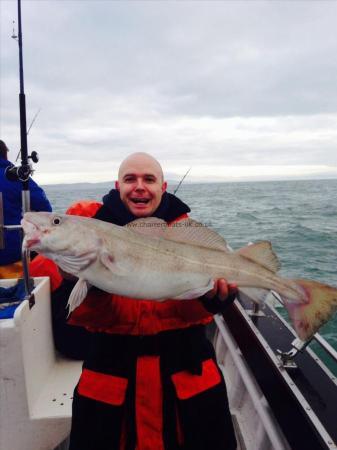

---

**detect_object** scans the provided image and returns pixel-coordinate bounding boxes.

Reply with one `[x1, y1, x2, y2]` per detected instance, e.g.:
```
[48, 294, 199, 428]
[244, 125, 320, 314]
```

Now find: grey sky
[1, 0, 337, 184]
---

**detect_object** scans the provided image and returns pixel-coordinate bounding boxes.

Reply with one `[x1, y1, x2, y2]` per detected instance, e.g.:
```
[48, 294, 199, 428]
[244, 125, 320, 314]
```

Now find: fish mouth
[25, 237, 41, 249]
[21, 218, 42, 249]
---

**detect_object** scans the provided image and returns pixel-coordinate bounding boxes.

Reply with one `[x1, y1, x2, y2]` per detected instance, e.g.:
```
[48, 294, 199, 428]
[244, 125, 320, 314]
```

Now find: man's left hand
[200, 279, 238, 314]
[204, 279, 238, 302]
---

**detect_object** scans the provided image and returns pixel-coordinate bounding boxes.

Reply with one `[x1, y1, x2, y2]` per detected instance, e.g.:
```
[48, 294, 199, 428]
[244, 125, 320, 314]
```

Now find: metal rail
[0, 212, 34, 307]
[257, 291, 337, 366]
[214, 314, 290, 450]
[229, 239, 336, 366]
[314, 333, 337, 363]
[217, 301, 337, 449]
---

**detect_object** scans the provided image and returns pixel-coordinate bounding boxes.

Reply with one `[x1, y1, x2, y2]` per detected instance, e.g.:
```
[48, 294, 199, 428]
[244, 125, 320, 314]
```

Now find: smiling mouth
[130, 198, 150, 205]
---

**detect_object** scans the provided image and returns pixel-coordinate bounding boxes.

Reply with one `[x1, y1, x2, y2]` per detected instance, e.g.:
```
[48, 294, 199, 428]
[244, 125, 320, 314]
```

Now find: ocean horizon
[41, 176, 337, 189]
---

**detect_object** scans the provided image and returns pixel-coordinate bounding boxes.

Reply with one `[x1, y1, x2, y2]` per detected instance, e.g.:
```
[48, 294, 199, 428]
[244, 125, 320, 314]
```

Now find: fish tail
[281, 279, 337, 341]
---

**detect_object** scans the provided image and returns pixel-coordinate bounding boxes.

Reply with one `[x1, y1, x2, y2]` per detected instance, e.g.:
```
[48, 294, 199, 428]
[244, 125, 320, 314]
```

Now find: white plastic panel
[0, 277, 82, 450]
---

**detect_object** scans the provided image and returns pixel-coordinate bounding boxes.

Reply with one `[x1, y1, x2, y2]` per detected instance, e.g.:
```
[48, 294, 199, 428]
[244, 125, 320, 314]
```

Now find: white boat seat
[0, 277, 82, 450]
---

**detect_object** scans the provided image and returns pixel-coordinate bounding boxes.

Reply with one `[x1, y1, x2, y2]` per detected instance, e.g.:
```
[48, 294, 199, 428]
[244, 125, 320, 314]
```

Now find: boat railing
[226, 241, 337, 370]
[248, 289, 337, 369]
[216, 295, 337, 449]
[214, 313, 291, 450]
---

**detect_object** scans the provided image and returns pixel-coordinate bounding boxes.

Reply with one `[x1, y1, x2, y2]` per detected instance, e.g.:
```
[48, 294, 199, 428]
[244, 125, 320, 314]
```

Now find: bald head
[118, 152, 164, 182]
[116, 152, 167, 217]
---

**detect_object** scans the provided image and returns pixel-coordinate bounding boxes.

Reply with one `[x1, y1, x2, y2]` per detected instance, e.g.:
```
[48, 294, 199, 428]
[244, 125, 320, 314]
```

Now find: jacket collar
[94, 189, 190, 226]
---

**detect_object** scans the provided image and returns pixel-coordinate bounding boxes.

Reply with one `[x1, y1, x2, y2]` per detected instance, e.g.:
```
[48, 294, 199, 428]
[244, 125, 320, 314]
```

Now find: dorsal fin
[235, 241, 280, 273]
[126, 217, 167, 238]
[126, 217, 229, 252]
[166, 218, 229, 251]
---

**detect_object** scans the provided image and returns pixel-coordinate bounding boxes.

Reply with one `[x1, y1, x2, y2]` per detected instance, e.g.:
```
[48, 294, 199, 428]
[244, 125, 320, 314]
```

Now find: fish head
[21, 212, 97, 257]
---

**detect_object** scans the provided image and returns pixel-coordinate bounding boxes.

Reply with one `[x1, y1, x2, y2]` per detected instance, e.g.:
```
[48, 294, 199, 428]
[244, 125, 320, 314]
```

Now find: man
[0, 139, 52, 278]
[30, 152, 237, 450]
[115, 153, 233, 300]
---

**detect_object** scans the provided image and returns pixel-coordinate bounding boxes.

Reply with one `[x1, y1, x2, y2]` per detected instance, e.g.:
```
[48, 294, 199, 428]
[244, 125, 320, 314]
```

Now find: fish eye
[53, 216, 61, 225]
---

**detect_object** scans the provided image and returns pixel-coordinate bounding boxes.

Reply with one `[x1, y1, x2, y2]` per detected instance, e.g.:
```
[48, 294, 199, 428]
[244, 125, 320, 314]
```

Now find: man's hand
[204, 279, 238, 302]
[200, 279, 238, 314]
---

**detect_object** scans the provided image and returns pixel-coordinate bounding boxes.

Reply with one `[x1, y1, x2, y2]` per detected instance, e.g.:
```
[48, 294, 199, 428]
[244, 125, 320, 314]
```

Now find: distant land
[41, 180, 181, 190]
[41, 177, 337, 189]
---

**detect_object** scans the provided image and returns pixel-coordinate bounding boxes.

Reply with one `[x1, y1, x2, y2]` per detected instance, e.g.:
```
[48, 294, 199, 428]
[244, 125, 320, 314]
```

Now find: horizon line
[41, 176, 337, 188]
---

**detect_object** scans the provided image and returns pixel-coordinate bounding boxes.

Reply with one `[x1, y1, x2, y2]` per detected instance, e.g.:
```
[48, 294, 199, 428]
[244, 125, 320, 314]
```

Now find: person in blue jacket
[0, 140, 52, 275]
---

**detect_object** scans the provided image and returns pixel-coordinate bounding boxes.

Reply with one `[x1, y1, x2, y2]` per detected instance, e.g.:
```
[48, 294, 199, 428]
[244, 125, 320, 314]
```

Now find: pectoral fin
[54, 251, 97, 275]
[67, 278, 91, 315]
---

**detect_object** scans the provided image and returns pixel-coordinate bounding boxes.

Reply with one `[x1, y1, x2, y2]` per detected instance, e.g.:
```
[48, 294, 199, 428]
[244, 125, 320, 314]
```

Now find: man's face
[116, 156, 167, 217]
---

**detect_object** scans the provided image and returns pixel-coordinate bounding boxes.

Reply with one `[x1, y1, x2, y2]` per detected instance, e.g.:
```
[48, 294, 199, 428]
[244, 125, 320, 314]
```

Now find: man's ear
[162, 181, 167, 192]
[115, 181, 120, 190]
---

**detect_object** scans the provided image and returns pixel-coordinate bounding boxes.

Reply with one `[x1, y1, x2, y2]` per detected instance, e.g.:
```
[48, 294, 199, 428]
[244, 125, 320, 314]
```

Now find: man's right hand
[204, 279, 238, 302]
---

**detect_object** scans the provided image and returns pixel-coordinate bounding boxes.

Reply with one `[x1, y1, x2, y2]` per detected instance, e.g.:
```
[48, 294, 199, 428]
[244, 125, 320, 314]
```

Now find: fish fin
[172, 279, 214, 300]
[237, 287, 270, 304]
[126, 218, 167, 238]
[127, 217, 229, 252]
[167, 219, 229, 251]
[67, 279, 91, 315]
[54, 252, 97, 275]
[282, 279, 337, 341]
[235, 242, 280, 273]
[163, 219, 229, 252]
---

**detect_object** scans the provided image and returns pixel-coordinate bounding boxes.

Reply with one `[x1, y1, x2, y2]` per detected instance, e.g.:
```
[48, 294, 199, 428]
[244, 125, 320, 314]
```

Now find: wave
[235, 212, 259, 221]
[287, 224, 337, 242]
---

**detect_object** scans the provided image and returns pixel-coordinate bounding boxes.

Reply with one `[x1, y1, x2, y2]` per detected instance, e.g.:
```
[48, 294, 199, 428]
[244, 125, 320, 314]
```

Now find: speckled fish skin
[21, 211, 337, 340]
[21, 212, 299, 300]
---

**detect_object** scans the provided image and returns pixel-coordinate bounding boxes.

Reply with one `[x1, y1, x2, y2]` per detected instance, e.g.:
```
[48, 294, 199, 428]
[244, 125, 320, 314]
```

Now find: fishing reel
[5, 151, 39, 182]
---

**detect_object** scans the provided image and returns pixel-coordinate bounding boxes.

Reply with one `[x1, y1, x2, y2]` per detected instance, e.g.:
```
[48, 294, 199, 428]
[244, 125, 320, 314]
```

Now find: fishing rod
[173, 167, 191, 195]
[27, 107, 41, 136]
[15, 108, 41, 162]
[5, 0, 35, 303]
[6, 2, 37, 202]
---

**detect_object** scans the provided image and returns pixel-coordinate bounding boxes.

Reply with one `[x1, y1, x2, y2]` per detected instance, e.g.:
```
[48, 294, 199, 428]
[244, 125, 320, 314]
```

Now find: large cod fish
[21, 212, 337, 341]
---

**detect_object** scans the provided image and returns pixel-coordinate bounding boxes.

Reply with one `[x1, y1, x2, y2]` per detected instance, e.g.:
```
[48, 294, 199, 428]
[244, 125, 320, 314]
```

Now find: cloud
[1, 1, 337, 184]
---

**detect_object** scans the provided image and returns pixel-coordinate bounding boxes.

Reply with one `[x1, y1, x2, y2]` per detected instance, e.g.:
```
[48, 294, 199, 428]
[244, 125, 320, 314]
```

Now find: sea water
[43, 178, 337, 374]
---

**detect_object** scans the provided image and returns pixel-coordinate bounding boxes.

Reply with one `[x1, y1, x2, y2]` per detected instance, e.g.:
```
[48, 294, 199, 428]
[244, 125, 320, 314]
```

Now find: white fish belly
[86, 265, 211, 300]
